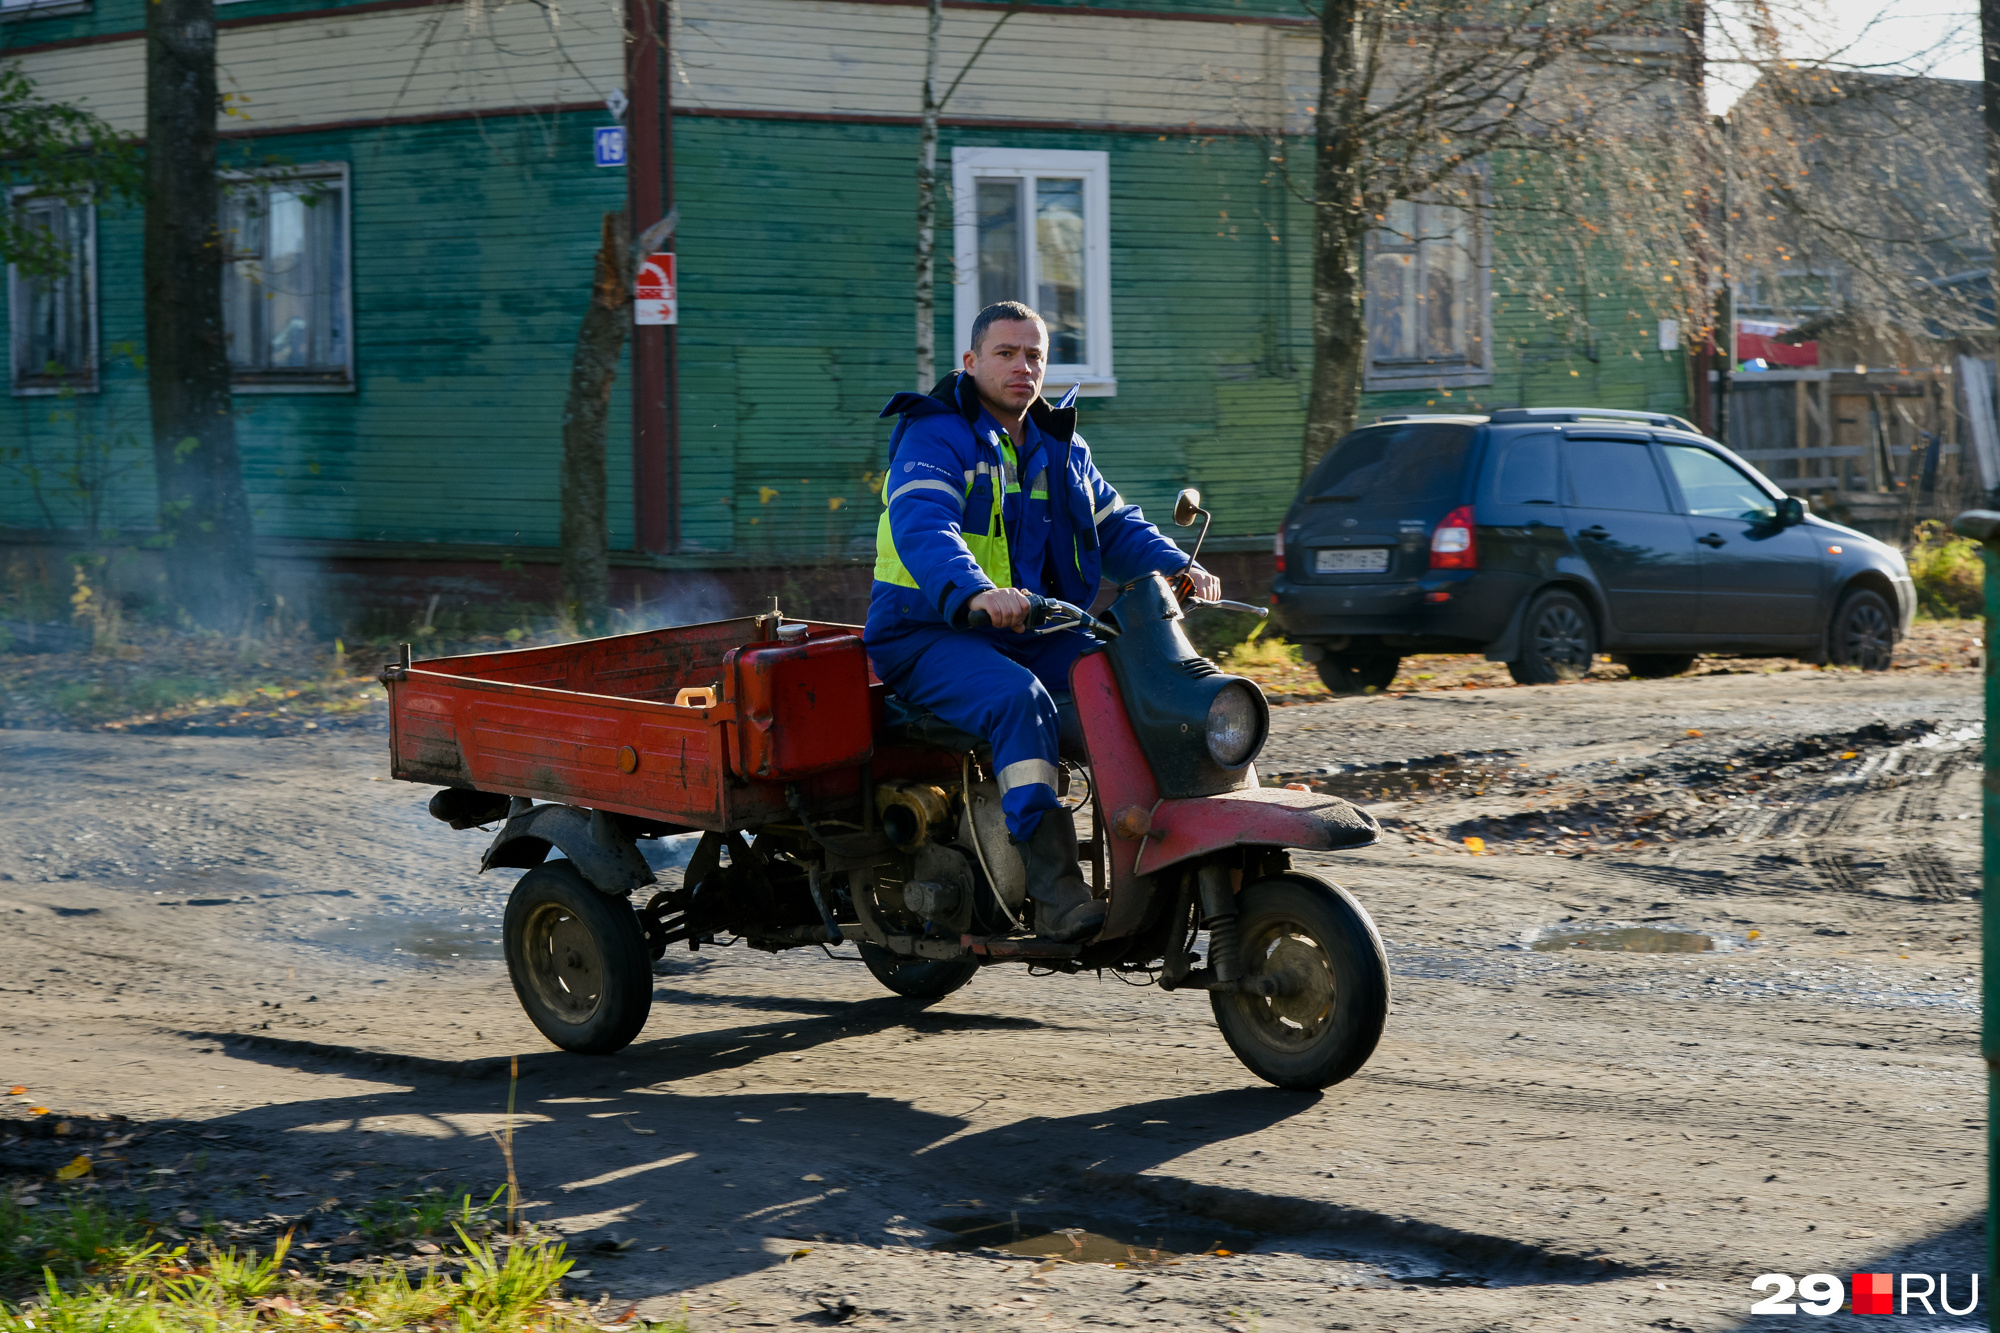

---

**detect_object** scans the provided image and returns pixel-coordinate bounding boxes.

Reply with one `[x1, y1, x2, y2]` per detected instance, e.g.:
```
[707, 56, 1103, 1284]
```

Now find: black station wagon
[1270, 407, 1915, 694]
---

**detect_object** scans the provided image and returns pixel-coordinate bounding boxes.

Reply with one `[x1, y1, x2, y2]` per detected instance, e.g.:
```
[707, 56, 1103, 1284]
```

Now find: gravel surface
[0, 667, 1984, 1331]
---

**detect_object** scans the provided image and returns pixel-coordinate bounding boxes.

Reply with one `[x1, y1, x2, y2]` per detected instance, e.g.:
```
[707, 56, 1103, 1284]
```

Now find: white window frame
[220, 161, 355, 394]
[952, 147, 1114, 396]
[1, 0, 92, 21]
[8, 189, 97, 397]
[1362, 184, 1492, 392]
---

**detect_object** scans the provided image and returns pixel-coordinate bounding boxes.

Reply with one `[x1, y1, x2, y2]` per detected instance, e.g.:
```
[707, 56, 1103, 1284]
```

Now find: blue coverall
[864, 373, 1189, 841]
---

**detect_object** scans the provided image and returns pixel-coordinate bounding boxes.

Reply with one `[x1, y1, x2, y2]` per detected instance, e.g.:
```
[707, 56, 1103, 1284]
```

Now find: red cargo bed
[382, 614, 876, 831]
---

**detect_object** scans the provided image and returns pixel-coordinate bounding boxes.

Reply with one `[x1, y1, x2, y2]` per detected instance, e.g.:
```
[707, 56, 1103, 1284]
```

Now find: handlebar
[965, 593, 1116, 638]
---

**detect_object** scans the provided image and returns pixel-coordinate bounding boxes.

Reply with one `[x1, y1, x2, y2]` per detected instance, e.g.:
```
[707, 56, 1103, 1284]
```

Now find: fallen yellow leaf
[7, 1086, 24, 1096]
[1840, 751, 1857, 760]
[55, 1155, 91, 1180]
[1462, 836, 1485, 854]
[28, 1106, 49, 1116]
[1747, 930, 1761, 940]
[1684, 729, 1702, 737]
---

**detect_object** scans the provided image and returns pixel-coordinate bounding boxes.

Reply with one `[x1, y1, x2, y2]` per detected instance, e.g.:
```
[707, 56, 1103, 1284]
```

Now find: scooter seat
[880, 691, 1088, 761]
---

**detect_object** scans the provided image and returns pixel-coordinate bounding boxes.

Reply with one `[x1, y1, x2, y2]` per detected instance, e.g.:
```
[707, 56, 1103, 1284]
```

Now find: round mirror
[1173, 488, 1203, 528]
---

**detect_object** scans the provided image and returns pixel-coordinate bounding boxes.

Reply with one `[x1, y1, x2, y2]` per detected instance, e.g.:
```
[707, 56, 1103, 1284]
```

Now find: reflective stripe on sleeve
[889, 479, 967, 505]
[996, 758, 1060, 793]
[1093, 492, 1123, 525]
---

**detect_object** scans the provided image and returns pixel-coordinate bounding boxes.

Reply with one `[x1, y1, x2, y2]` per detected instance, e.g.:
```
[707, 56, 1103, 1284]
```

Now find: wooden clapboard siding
[0, 113, 636, 549]
[8, 0, 620, 134]
[12, 0, 1284, 139]
[0, 0, 1694, 567]
[679, 0, 1281, 130]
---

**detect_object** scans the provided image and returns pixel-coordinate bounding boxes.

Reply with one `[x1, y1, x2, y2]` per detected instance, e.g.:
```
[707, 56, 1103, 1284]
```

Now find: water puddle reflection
[1532, 927, 1713, 954]
[306, 913, 503, 962]
[929, 1214, 1255, 1267]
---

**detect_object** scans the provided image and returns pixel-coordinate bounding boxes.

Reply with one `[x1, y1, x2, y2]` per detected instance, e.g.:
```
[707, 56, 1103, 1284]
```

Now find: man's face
[963, 319, 1047, 417]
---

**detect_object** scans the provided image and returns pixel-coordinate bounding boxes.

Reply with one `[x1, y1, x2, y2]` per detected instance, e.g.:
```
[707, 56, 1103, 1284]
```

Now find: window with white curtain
[1363, 186, 1490, 389]
[952, 147, 1113, 394]
[9, 194, 96, 395]
[221, 164, 353, 390]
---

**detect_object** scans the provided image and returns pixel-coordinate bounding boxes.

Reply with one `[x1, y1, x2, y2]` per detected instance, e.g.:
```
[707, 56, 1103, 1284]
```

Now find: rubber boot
[1017, 807, 1105, 943]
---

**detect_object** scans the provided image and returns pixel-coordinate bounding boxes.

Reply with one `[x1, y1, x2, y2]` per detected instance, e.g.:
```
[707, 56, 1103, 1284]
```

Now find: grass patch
[352, 1188, 507, 1248]
[1907, 519, 1984, 620]
[0, 1203, 679, 1333]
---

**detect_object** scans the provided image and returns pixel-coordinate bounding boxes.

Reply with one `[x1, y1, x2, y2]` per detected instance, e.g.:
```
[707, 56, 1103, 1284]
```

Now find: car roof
[1370, 407, 1704, 434]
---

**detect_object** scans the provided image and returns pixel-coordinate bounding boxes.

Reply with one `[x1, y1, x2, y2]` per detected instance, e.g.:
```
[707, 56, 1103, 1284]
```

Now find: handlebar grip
[965, 594, 1048, 630]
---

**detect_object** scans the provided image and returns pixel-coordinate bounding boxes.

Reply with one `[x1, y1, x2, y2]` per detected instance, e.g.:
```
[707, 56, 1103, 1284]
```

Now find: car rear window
[1303, 423, 1475, 509]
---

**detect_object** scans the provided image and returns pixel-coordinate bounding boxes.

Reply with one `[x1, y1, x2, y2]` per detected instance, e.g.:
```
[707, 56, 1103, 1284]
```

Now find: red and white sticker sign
[635, 252, 676, 326]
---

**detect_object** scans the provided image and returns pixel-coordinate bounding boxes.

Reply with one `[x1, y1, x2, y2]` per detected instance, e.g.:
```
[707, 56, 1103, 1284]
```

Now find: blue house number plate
[594, 127, 627, 168]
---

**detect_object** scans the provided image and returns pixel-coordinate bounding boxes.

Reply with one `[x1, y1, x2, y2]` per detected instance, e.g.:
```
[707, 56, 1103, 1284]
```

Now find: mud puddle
[304, 911, 503, 962]
[1272, 757, 1512, 803]
[929, 1213, 1258, 1266]
[1532, 927, 1714, 954]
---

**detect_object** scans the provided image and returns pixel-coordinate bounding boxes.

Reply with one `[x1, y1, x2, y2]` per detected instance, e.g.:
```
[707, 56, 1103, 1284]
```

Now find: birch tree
[1300, 0, 1671, 471]
[146, 0, 258, 631]
[914, 1, 1026, 389]
[558, 209, 676, 632]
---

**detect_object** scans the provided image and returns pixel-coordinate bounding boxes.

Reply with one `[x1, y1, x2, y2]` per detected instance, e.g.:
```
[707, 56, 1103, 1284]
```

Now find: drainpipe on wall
[628, 0, 679, 554]
[1949, 506, 2000, 1305]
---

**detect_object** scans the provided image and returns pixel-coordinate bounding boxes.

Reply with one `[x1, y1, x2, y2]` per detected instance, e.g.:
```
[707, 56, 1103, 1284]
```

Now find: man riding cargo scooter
[866, 301, 1220, 942]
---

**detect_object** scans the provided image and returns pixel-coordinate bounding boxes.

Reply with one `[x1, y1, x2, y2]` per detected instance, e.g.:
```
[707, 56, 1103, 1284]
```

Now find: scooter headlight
[1205, 683, 1263, 769]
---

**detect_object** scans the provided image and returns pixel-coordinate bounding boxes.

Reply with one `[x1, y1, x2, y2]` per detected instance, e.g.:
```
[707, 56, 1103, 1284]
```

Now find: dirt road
[0, 665, 1984, 1331]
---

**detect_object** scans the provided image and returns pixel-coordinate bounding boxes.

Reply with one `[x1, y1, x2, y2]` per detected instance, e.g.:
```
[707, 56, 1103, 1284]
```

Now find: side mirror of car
[1174, 488, 1203, 528]
[1778, 496, 1806, 526]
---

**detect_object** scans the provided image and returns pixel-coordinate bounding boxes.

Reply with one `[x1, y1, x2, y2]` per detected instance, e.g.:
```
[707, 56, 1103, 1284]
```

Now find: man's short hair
[970, 301, 1045, 354]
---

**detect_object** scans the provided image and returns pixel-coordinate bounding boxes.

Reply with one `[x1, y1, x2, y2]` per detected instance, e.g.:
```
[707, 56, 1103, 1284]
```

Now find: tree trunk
[1302, 0, 1367, 476]
[144, 0, 256, 631]
[914, 0, 942, 389]
[560, 210, 635, 634]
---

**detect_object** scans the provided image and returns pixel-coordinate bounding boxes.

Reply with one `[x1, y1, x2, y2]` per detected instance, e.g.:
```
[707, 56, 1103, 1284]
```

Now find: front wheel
[1827, 588, 1896, 671]
[503, 861, 654, 1054]
[859, 942, 979, 1000]
[1210, 874, 1389, 1090]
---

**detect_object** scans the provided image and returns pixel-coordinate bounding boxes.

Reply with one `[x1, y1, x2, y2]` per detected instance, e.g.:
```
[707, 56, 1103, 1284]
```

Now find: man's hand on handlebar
[1184, 563, 1221, 602]
[969, 587, 1036, 631]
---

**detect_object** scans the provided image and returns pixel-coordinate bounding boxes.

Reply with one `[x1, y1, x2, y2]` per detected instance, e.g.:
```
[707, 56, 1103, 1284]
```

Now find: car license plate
[1315, 548, 1390, 574]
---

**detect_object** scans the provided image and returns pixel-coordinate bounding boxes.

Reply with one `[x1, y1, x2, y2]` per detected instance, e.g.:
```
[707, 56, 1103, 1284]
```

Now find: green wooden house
[0, 0, 1696, 630]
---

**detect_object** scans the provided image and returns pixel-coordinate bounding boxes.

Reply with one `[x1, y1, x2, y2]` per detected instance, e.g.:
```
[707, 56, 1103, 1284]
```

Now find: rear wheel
[1209, 875, 1389, 1090]
[1622, 653, 1697, 680]
[859, 942, 979, 1000]
[1827, 588, 1896, 671]
[1507, 590, 1596, 685]
[1315, 653, 1401, 696]
[503, 861, 653, 1054]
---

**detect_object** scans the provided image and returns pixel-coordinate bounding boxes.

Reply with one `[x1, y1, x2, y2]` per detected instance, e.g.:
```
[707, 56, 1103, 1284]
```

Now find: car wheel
[1828, 588, 1896, 671]
[1623, 653, 1696, 680]
[1506, 590, 1596, 685]
[1314, 653, 1401, 696]
[503, 861, 654, 1055]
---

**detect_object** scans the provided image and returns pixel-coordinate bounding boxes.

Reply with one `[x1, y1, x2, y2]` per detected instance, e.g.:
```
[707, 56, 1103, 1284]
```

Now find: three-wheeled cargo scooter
[382, 491, 1389, 1089]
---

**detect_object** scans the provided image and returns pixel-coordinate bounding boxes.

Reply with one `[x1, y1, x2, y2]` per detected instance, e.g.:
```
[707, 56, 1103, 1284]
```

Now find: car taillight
[1274, 529, 1286, 574]
[1429, 506, 1477, 570]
